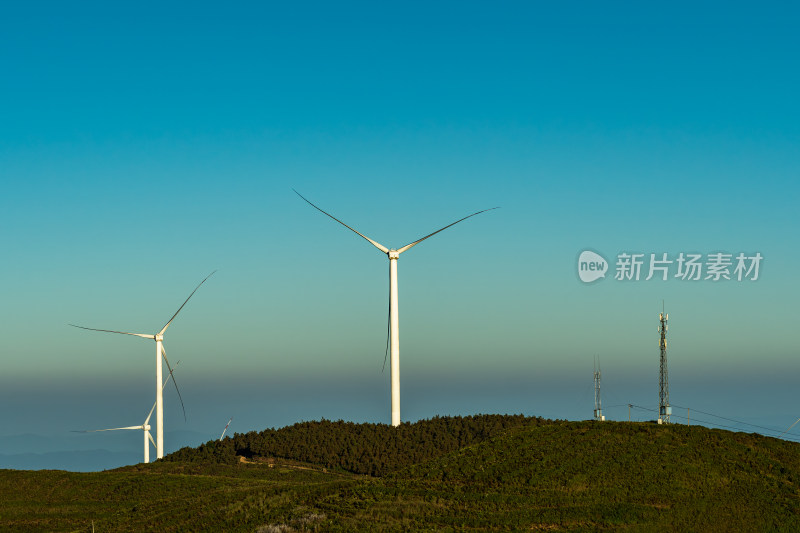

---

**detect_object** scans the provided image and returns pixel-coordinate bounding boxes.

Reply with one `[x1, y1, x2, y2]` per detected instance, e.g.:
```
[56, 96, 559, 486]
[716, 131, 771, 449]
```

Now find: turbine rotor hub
[388, 250, 400, 260]
[155, 334, 164, 342]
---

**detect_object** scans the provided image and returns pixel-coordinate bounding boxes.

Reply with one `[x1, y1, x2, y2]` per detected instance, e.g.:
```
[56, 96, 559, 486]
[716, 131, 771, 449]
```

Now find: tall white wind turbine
[295, 190, 497, 427]
[75, 364, 179, 463]
[70, 271, 215, 459]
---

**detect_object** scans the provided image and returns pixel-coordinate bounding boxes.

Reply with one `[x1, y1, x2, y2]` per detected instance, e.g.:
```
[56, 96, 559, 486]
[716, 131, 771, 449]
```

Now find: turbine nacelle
[388, 250, 400, 260]
[155, 334, 164, 342]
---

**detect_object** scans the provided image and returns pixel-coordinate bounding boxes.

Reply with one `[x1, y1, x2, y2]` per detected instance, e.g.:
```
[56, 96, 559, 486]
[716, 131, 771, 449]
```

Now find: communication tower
[658, 303, 671, 424]
[594, 356, 605, 421]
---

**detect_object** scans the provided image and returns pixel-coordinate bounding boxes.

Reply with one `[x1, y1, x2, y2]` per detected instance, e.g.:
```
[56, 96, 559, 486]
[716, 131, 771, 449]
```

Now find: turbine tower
[658, 302, 671, 424]
[70, 271, 214, 458]
[295, 190, 497, 427]
[593, 356, 604, 421]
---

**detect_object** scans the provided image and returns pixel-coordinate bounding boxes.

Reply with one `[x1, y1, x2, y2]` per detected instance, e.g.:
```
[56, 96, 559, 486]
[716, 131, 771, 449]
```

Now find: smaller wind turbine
[220, 417, 233, 441]
[70, 271, 215, 459]
[74, 363, 180, 463]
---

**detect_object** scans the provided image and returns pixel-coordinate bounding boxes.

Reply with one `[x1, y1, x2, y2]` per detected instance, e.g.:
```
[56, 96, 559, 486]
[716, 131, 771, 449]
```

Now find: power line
[598, 403, 800, 441]
[626, 404, 800, 442]
[669, 403, 790, 437]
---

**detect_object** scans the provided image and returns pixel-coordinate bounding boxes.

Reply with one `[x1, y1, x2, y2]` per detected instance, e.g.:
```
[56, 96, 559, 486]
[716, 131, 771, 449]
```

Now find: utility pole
[593, 356, 605, 421]
[658, 302, 671, 424]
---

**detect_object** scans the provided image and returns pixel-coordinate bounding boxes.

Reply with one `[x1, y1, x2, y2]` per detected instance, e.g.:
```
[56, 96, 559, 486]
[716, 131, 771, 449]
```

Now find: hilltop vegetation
[2, 416, 800, 531]
[164, 414, 543, 476]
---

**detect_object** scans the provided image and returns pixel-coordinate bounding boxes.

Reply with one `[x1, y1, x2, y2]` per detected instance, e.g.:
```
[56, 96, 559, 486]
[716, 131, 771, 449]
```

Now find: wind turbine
[295, 190, 497, 427]
[220, 417, 233, 441]
[70, 271, 215, 459]
[75, 362, 180, 463]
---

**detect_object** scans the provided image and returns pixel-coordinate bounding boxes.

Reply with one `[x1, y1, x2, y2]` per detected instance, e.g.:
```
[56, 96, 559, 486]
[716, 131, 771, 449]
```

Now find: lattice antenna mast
[593, 355, 605, 421]
[658, 301, 671, 424]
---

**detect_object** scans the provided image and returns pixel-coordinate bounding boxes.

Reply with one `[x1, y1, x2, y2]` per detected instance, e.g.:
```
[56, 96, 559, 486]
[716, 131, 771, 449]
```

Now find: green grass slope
[2, 418, 799, 532]
[0, 462, 354, 532]
[311, 421, 800, 531]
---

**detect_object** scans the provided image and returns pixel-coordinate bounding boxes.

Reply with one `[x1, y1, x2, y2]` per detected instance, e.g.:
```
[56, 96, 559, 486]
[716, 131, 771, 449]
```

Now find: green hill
[337, 421, 800, 531]
[1, 417, 799, 532]
[164, 414, 543, 476]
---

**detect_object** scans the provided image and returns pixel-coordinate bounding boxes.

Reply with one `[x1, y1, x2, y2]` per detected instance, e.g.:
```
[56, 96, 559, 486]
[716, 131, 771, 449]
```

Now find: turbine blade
[147, 359, 178, 425]
[293, 189, 389, 254]
[382, 292, 390, 373]
[147, 431, 156, 448]
[396, 207, 499, 254]
[161, 345, 187, 422]
[145, 401, 157, 425]
[779, 417, 800, 439]
[76, 426, 142, 432]
[220, 417, 233, 440]
[159, 271, 216, 336]
[161, 359, 180, 390]
[69, 325, 154, 340]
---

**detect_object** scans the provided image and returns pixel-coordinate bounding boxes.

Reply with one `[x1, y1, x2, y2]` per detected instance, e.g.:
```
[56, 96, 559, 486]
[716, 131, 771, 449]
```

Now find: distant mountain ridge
[0, 449, 140, 472]
[0, 430, 210, 471]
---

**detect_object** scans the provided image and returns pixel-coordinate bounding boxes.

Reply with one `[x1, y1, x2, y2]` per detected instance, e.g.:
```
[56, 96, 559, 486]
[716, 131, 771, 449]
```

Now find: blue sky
[1, 2, 798, 465]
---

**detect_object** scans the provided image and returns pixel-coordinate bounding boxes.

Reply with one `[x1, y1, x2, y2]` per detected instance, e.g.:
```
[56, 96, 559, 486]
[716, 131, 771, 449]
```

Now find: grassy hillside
[315, 421, 800, 531]
[2, 417, 800, 532]
[0, 461, 353, 532]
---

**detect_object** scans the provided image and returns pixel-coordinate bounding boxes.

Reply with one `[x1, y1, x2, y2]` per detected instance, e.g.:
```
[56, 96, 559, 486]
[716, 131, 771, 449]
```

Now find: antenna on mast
[658, 302, 671, 424]
[593, 355, 605, 421]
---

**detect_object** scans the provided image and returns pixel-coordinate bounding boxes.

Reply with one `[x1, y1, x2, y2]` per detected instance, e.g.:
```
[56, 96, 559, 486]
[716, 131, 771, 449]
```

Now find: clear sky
[1, 2, 798, 461]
